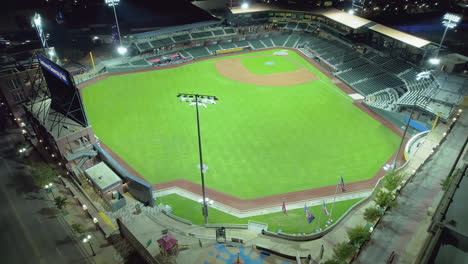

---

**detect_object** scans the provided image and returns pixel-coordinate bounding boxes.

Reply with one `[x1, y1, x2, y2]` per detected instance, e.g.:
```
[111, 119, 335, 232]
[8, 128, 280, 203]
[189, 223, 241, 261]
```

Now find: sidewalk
[43, 179, 125, 264]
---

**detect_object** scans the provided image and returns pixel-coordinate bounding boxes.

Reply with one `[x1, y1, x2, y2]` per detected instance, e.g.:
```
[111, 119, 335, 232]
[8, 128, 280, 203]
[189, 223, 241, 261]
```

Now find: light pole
[44, 183, 55, 199]
[177, 93, 218, 225]
[82, 235, 96, 256]
[105, 0, 127, 55]
[430, 13, 461, 65]
[392, 71, 432, 171]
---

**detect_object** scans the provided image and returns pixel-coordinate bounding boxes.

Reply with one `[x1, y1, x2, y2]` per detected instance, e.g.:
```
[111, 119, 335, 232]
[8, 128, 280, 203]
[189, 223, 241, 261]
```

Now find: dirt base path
[214, 57, 318, 86]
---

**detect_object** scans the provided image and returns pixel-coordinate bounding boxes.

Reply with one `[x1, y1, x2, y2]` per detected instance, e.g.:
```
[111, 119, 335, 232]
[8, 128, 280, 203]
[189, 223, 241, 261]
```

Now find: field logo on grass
[264, 61, 276, 66]
[197, 164, 208, 173]
[273, 50, 288, 56]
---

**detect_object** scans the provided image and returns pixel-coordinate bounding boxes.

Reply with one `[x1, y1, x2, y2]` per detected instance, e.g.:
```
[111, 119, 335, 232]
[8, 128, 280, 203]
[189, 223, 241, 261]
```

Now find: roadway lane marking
[56, 247, 63, 256]
[2, 159, 46, 264]
[99, 212, 118, 230]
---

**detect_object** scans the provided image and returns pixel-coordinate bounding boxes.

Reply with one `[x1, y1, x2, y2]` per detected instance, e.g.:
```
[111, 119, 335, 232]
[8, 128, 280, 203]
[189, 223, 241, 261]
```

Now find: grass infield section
[82, 49, 400, 199]
[158, 194, 364, 234]
[240, 55, 300, 75]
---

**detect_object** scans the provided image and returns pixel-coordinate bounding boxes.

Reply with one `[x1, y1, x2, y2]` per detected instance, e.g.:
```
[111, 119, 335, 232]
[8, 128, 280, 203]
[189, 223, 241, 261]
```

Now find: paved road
[0, 130, 89, 264]
[355, 113, 468, 264]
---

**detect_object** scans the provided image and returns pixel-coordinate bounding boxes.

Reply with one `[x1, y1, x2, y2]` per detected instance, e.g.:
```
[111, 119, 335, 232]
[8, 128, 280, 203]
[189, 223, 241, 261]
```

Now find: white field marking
[56, 247, 63, 257]
[319, 79, 354, 102]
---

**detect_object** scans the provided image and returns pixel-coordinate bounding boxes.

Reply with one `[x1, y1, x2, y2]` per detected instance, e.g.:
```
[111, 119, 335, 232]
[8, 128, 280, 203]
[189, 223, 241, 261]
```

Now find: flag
[322, 201, 329, 216]
[282, 201, 288, 216]
[304, 205, 315, 224]
[339, 175, 346, 192]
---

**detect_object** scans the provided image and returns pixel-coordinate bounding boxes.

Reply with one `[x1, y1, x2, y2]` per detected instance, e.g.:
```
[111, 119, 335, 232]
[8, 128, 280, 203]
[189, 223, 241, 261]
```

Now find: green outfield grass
[240, 55, 300, 75]
[82, 49, 400, 199]
[158, 194, 364, 234]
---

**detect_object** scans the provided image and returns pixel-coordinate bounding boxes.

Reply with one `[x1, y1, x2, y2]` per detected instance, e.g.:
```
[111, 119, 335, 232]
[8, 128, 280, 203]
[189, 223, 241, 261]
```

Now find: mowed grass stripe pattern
[159, 193, 364, 234]
[83, 49, 400, 199]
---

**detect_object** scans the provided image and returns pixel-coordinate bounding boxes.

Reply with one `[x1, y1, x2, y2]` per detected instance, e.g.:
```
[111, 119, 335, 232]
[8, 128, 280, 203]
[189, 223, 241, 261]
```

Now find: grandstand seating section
[249, 39, 266, 49]
[185, 47, 210, 59]
[172, 34, 191, 42]
[219, 42, 237, 49]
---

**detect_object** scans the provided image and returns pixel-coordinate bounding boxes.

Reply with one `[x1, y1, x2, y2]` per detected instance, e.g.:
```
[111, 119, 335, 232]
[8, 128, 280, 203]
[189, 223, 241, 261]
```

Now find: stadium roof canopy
[369, 24, 431, 48]
[318, 9, 372, 29]
[230, 3, 282, 14]
[131, 20, 220, 40]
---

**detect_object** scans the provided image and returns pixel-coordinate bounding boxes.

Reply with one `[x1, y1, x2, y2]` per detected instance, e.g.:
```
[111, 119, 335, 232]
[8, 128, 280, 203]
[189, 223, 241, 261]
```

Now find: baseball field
[82, 49, 400, 202]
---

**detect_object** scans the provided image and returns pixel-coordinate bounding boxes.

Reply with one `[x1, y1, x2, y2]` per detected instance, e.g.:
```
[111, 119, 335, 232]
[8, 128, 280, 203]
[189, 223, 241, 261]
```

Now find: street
[0, 130, 90, 264]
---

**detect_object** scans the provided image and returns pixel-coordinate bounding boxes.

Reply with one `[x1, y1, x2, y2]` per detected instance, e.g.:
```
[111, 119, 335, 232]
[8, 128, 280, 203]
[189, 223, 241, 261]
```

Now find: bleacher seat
[172, 34, 191, 42]
[224, 28, 236, 34]
[212, 30, 225, 36]
[219, 42, 237, 49]
[284, 34, 300, 48]
[271, 34, 291, 46]
[184, 47, 210, 59]
[235, 40, 250, 47]
[191, 31, 214, 39]
[248, 40, 266, 49]
[136, 42, 151, 51]
[261, 38, 275, 47]
[206, 44, 222, 53]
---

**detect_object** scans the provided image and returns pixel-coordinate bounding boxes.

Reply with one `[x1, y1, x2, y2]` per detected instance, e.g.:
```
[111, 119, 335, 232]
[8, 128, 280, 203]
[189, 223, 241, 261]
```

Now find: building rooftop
[369, 24, 431, 48]
[84, 162, 122, 192]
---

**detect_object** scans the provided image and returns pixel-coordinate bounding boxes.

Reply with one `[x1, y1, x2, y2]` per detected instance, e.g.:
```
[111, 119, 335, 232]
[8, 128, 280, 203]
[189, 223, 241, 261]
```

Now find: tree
[29, 162, 58, 188]
[383, 172, 403, 191]
[333, 242, 356, 262]
[347, 225, 371, 247]
[54, 196, 67, 210]
[374, 189, 397, 209]
[363, 207, 383, 223]
[71, 223, 85, 235]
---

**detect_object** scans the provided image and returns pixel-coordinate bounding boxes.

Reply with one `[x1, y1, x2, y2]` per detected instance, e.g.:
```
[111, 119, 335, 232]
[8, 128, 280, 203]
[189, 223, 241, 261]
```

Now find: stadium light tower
[391, 71, 432, 171]
[105, 0, 126, 55]
[176, 93, 219, 225]
[430, 13, 461, 65]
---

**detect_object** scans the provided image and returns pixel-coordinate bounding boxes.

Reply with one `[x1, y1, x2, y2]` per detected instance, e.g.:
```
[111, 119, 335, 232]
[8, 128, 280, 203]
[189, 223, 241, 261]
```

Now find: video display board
[38, 55, 88, 126]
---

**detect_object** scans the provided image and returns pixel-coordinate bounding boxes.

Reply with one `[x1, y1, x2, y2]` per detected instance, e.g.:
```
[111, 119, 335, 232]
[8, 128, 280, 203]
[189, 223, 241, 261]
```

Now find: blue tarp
[404, 116, 429, 132]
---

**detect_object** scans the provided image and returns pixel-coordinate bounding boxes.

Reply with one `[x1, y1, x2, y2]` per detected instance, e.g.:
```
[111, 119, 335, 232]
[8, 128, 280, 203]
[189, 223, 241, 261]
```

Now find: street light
[392, 71, 432, 171]
[82, 235, 96, 256]
[430, 13, 461, 64]
[105, 0, 125, 55]
[44, 183, 56, 199]
[177, 93, 219, 225]
[241, 2, 249, 9]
